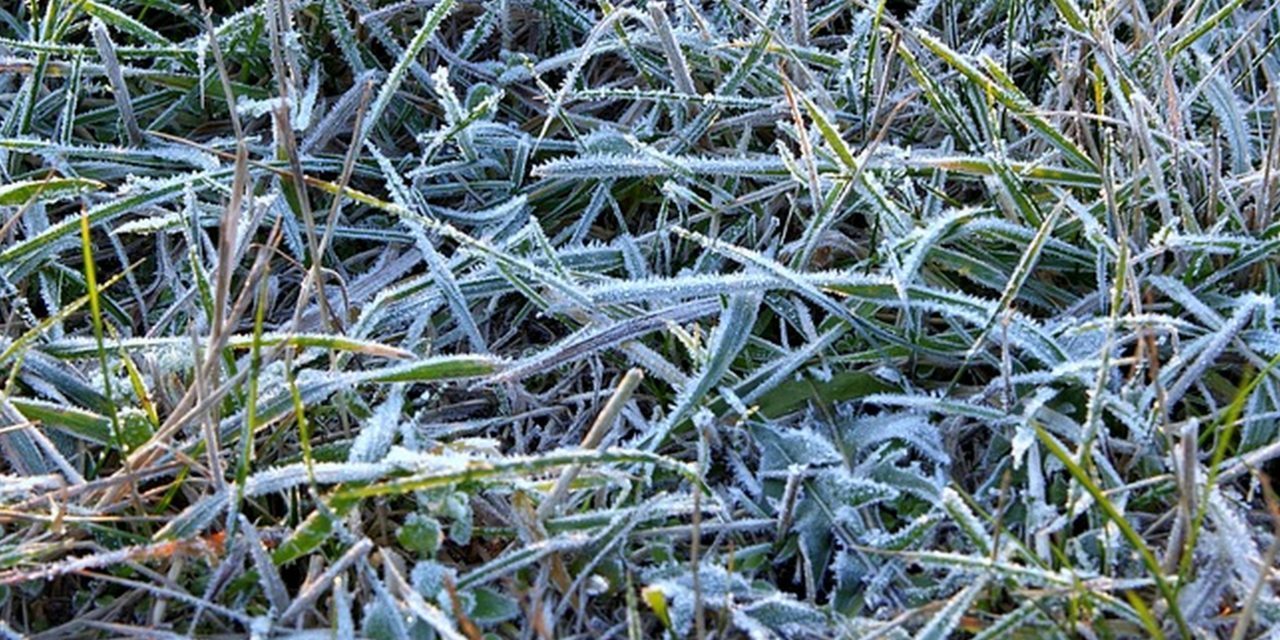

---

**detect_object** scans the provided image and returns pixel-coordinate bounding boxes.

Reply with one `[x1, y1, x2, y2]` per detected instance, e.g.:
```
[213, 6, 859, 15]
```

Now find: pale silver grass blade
[411, 195, 530, 227]
[333, 574, 356, 638]
[358, 0, 458, 146]
[0, 474, 63, 502]
[671, 226, 858, 327]
[357, 562, 412, 640]
[368, 142, 489, 352]
[381, 549, 469, 640]
[960, 202, 1065, 365]
[564, 181, 613, 246]
[83, 1, 172, 47]
[894, 207, 986, 295]
[429, 66, 478, 161]
[240, 515, 291, 614]
[619, 340, 691, 387]
[672, 226, 909, 354]
[321, 0, 366, 75]
[90, 19, 143, 146]
[456, 533, 594, 589]
[185, 542, 248, 635]
[0, 166, 239, 268]
[339, 192, 598, 310]
[939, 487, 993, 555]
[970, 601, 1043, 640]
[1164, 296, 1266, 411]
[279, 538, 373, 624]
[640, 291, 761, 451]
[490, 299, 719, 383]
[417, 235, 489, 353]
[349, 389, 404, 463]
[1142, 279, 1280, 409]
[55, 53, 83, 145]
[156, 461, 392, 539]
[788, 0, 808, 46]
[738, 325, 847, 406]
[532, 152, 792, 179]
[791, 90, 904, 270]
[569, 87, 777, 109]
[301, 68, 381, 153]
[0, 534, 229, 587]
[551, 495, 688, 620]
[0, 396, 81, 481]
[862, 393, 1008, 421]
[0, 138, 219, 172]
[58, 570, 256, 626]
[887, 550, 1080, 588]
[914, 575, 991, 640]
[565, 271, 885, 306]
[539, 6, 647, 140]
[647, 2, 698, 96]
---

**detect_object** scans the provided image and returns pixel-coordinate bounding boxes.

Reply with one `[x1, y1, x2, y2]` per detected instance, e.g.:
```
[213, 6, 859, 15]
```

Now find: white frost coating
[349, 390, 405, 463]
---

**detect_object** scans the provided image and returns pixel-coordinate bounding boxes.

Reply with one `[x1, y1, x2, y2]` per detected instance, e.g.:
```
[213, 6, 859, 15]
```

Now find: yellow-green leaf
[0, 177, 105, 206]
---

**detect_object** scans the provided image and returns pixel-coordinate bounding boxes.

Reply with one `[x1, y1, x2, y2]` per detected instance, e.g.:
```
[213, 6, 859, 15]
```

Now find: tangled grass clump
[1, 0, 1280, 637]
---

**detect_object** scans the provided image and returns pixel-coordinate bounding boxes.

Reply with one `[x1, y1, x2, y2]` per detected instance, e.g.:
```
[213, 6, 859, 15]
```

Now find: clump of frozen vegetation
[0, 0, 1278, 637]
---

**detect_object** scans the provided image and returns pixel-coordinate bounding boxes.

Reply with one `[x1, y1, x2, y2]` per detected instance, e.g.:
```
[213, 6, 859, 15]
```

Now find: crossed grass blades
[0, 0, 1279, 637]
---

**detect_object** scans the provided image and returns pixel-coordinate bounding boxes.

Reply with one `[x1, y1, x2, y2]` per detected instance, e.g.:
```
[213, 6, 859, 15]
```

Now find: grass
[0, 0, 1279, 638]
